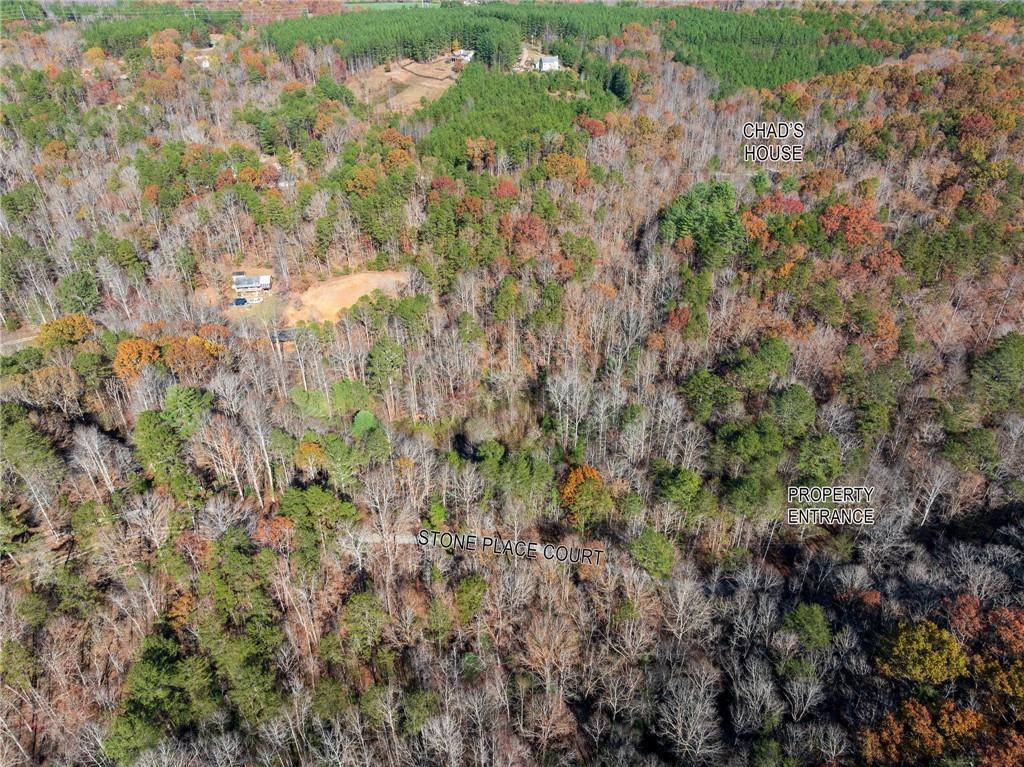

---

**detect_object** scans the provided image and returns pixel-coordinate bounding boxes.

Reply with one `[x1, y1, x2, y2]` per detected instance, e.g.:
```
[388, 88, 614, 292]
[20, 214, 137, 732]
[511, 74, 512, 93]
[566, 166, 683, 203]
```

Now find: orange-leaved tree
[560, 465, 613, 532]
[113, 338, 160, 383]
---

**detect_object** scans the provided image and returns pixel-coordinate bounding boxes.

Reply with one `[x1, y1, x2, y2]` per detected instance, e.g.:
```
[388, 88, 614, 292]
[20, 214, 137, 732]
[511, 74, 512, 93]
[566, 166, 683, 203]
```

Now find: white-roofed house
[232, 272, 272, 293]
[536, 55, 561, 72]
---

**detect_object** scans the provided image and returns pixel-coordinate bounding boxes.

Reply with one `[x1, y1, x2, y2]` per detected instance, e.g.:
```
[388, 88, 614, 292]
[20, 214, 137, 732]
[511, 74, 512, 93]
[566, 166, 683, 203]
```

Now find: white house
[536, 55, 560, 72]
[451, 49, 474, 64]
[232, 272, 272, 292]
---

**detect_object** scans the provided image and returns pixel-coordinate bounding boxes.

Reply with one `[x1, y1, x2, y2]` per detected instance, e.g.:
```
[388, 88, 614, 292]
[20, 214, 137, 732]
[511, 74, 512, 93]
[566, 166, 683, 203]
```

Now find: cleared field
[285, 271, 409, 324]
[349, 56, 457, 113]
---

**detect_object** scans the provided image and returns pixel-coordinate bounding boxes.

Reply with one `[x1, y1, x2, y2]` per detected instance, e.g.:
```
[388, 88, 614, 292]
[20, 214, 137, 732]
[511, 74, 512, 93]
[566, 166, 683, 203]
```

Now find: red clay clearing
[285, 271, 409, 324]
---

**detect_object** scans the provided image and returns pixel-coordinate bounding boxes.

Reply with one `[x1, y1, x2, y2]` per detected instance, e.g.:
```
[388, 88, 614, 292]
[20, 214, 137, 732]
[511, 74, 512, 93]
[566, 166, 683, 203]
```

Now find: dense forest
[1, 2, 1023, 766]
[264, 1, 1023, 92]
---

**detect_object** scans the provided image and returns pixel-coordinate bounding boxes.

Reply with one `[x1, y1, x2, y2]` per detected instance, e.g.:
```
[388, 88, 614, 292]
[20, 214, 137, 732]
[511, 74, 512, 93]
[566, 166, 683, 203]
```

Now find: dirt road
[0, 327, 38, 353]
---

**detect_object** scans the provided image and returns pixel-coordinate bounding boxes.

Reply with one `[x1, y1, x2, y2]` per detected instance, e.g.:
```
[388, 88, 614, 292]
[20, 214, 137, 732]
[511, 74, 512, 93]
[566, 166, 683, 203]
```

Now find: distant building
[277, 169, 297, 190]
[451, 49, 475, 64]
[232, 272, 272, 292]
[536, 55, 561, 72]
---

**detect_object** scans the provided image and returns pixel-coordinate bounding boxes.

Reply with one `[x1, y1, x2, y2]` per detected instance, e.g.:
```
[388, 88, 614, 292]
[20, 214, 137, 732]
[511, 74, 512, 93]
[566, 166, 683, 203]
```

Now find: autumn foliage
[494, 178, 519, 200]
[37, 314, 94, 349]
[863, 598, 1024, 764]
[162, 335, 225, 385]
[543, 152, 590, 189]
[113, 338, 160, 383]
[820, 199, 884, 249]
[560, 464, 602, 508]
[2, 5, 1024, 767]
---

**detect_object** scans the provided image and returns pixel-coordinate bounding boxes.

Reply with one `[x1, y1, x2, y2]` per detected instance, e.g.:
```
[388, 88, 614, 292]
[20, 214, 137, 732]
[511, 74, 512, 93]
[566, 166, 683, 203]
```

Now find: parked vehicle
[233, 297, 247, 306]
